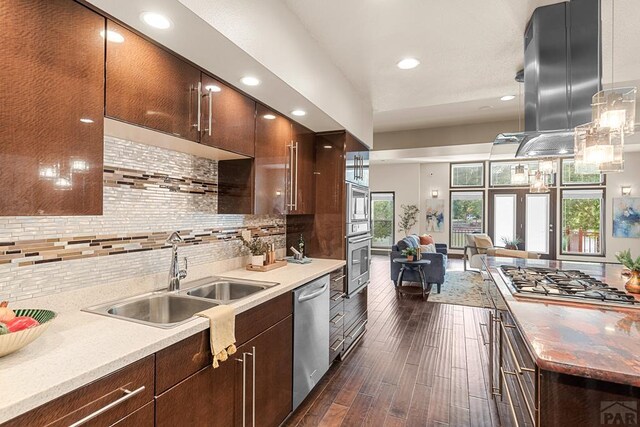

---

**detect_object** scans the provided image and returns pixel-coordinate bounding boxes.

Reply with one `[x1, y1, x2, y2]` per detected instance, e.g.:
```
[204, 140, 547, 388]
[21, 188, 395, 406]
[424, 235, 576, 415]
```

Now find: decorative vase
[625, 271, 640, 294]
[406, 255, 414, 262]
[251, 255, 264, 266]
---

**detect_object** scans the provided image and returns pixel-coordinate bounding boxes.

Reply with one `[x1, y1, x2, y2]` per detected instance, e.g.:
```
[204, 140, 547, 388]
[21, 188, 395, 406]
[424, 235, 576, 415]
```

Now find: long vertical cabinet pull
[294, 142, 299, 211]
[207, 87, 213, 136]
[237, 354, 247, 427]
[288, 142, 295, 211]
[196, 82, 202, 132]
[251, 346, 256, 427]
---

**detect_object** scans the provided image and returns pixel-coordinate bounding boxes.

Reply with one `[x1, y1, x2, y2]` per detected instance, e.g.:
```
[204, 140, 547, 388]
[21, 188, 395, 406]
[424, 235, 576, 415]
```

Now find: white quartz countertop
[0, 258, 345, 423]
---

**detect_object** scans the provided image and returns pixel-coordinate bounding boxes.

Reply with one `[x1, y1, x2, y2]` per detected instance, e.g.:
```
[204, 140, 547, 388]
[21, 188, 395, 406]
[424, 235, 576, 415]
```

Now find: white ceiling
[284, 0, 640, 132]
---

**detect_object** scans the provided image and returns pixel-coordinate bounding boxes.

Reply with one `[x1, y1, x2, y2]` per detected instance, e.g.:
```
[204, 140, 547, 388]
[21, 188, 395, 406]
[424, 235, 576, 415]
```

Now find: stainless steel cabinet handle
[196, 82, 202, 132]
[330, 313, 345, 324]
[294, 142, 299, 211]
[332, 274, 346, 282]
[68, 386, 145, 427]
[330, 292, 345, 302]
[207, 86, 213, 136]
[500, 322, 535, 374]
[500, 368, 521, 427]
[238, 353, 247, 427]
[288, 142, 294, 209]
[331, 338, 345, 352]
[251, 346, 256, 427]
[347, 320, 367, 339]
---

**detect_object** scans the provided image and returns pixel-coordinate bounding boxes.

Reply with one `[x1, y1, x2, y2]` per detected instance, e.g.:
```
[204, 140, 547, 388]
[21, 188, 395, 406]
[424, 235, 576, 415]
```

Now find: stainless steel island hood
[496, 0, 602, 158]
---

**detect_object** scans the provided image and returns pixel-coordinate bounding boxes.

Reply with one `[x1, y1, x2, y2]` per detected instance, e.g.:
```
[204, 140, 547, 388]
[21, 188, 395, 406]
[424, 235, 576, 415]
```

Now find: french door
[488, 189, 556, 259]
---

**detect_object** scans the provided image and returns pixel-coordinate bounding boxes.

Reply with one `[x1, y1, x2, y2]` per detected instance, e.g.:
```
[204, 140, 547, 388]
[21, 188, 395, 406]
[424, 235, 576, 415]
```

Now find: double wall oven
[346, 182, 371, 296]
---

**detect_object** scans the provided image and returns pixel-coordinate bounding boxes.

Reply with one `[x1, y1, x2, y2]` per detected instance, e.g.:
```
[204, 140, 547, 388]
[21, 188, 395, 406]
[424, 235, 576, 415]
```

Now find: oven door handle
[349, 236, 372, 244]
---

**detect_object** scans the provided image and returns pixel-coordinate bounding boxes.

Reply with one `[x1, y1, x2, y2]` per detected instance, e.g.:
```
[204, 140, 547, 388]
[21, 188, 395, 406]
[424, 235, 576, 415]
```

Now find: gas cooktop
[499, 265, 639, 308]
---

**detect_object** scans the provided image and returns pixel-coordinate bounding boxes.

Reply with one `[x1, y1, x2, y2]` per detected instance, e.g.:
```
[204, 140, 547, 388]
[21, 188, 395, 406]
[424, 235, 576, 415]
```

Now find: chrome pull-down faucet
[167, 231, 188, 291]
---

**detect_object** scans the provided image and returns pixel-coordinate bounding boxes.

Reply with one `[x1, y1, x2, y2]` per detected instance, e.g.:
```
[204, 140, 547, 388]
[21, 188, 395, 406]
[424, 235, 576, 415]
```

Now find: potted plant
[616, 249, 640, 293]
[402, 247, 418, 262]
[501, 236, 522, 250]
[398, 204, 419, 237]
[240, 236, 267, 266]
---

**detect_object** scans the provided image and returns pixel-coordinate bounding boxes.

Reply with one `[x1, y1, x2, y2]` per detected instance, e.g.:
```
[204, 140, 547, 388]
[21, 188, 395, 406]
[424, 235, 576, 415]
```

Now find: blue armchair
[389, 235, 448, 293]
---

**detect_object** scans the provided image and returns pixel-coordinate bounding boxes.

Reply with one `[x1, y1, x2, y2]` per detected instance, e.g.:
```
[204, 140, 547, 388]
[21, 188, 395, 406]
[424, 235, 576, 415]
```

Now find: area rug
[399, 270, 487, 308]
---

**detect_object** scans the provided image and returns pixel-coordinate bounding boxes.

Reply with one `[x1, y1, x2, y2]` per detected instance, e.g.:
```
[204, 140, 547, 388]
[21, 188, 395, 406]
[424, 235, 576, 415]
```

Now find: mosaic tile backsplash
[0, 136, 285, 302]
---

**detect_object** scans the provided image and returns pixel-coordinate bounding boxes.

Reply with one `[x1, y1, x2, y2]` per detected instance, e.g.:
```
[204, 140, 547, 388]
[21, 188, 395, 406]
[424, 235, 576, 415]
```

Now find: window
[450, 191, 484, 249]
[490, 160, 555, 187]
[561, 159, 604, 185]
[371, 192, 394, 249]
[451, 162, 484, 187]
[561, 189, 604, 256]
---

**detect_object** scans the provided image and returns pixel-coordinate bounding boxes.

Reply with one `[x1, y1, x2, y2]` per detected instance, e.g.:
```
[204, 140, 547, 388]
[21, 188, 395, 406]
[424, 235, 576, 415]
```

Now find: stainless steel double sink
[83, 277, 277, 328]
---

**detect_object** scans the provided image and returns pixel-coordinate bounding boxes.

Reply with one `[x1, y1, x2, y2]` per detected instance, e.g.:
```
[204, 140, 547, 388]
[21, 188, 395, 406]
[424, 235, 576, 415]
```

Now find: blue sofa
[389, 235, 448, 294]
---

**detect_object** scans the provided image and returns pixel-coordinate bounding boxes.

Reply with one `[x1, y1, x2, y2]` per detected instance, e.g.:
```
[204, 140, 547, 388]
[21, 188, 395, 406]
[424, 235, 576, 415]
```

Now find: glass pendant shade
[512, 164, 528, 185]
[592, 87, 636, 134]
[529, 171, 549, 193]
[538, 159, 556, 174]
[574, 122, 624, 172]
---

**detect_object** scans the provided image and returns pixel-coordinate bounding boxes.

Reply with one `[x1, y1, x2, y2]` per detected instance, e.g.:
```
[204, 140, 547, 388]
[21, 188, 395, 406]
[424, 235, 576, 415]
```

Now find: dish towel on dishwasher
[195, 305, 237, 368]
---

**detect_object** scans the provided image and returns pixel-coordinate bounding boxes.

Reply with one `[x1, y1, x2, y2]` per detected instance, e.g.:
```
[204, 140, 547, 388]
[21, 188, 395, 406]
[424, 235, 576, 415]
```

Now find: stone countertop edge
[0, 258, 346, 424]
[484, 257, 640, 388]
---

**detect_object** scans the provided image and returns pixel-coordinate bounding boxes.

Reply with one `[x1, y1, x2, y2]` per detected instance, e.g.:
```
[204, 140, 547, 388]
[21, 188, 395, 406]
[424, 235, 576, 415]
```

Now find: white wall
[369, 163, 421, 244]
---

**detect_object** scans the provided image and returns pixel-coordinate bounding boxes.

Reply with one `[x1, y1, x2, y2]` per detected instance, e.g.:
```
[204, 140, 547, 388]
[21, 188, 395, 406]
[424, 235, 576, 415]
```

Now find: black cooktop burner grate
[499, 265, 638, 305]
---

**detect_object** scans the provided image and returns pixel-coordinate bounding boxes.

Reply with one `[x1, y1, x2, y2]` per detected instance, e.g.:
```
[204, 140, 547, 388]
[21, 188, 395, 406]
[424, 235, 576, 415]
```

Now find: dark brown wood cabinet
[156, 363, 235, 427]
[105, 20, 201, 142]
[254, 104, 290, 215]
[2, 356, 155, 427]
[345, 133, 369, 187]
[234, 316, 293, 427]
[0, 0, 104, 216]
[288, 123, 316, 215]
[200, 74, 256, 157]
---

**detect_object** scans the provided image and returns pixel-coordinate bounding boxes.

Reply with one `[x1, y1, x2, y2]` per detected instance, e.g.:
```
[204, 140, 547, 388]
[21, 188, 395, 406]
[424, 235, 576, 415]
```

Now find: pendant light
[574, 0, 634, 173]
[529, 171, 550, 193]
[512, 164, 528, 185]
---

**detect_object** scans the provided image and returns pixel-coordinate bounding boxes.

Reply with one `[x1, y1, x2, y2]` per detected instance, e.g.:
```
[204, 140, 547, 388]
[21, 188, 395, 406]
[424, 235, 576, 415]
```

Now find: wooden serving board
[246, 259, 287, 272]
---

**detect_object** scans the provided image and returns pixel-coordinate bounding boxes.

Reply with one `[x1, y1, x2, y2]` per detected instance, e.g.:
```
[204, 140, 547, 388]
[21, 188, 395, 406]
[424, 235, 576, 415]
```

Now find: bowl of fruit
[0, 301, 56, 358]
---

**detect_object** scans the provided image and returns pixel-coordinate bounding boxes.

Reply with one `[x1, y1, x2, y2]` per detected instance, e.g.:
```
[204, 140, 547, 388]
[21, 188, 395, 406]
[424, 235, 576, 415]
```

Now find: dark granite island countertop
[484, 256, 640, 387]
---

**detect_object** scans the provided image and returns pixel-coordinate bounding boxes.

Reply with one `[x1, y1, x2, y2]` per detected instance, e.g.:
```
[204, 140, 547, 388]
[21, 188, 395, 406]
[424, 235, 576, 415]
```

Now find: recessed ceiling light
[240, 76, 260, 86]
[500, 95, 516, 101]
[99, 30, 124, 43]
[205, 85, 221, 92]
[323, 145, 332, 149]
[291, 109, 306, 117]
[397, 58, 420, 70]
[140, 12, 172, 30]
[79, 118, 94, 124]
[479, 105, 493, 111]
[263, 114, 276, 120]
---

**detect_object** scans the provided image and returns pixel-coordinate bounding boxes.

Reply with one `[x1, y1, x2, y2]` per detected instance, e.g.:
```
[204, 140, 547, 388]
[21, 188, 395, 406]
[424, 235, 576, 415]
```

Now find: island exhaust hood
[495, 0, 602, 158]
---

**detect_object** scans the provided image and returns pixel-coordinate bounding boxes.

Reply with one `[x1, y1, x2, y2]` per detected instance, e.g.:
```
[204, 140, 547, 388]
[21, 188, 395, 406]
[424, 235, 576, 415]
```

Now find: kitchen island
[483, 257, 640, 427]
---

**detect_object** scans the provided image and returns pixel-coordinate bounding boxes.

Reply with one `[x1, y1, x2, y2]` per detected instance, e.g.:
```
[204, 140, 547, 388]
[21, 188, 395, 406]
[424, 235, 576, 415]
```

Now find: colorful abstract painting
[425, 199, 445, 232]
[613, 197, 640, 238]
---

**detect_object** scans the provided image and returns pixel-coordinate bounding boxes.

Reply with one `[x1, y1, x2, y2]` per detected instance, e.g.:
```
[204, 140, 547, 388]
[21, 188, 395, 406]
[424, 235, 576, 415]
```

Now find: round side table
[393, 257, 432, 300]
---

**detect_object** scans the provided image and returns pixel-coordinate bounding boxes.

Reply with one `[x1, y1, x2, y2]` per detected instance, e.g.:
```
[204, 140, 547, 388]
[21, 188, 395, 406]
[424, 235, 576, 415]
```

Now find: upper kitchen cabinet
[345, 133, 369, 187]
[200, 74, 256, 157]
[105, 21, 201, 142]
[288, 123, 316, 215]
[0, 0, 104, 216]
[254, 104, 290, 215]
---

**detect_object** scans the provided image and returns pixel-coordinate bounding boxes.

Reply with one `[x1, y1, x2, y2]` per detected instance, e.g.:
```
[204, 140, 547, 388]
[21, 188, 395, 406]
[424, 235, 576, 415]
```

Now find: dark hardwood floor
[285, 256, 502, 427]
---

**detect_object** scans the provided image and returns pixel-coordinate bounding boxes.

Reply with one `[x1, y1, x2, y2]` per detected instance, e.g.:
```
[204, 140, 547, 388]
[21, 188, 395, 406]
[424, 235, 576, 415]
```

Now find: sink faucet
[167, 231, 188, 291]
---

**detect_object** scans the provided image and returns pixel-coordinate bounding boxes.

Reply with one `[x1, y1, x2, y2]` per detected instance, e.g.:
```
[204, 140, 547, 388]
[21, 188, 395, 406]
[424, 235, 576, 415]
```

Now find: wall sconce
[431, 190, 439, 198]
[622, 186, 632, 196]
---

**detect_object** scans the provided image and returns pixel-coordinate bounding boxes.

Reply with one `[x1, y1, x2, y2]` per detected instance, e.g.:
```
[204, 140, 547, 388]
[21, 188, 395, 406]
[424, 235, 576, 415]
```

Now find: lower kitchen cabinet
[235, 315, 293, 427]
[1, 356, 155, 427]
[156, 362, 235, 427]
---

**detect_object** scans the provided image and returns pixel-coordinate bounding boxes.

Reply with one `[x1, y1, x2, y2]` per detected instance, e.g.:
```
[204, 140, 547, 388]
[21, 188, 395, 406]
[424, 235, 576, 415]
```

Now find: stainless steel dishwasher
[292, 274, 330, 410]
